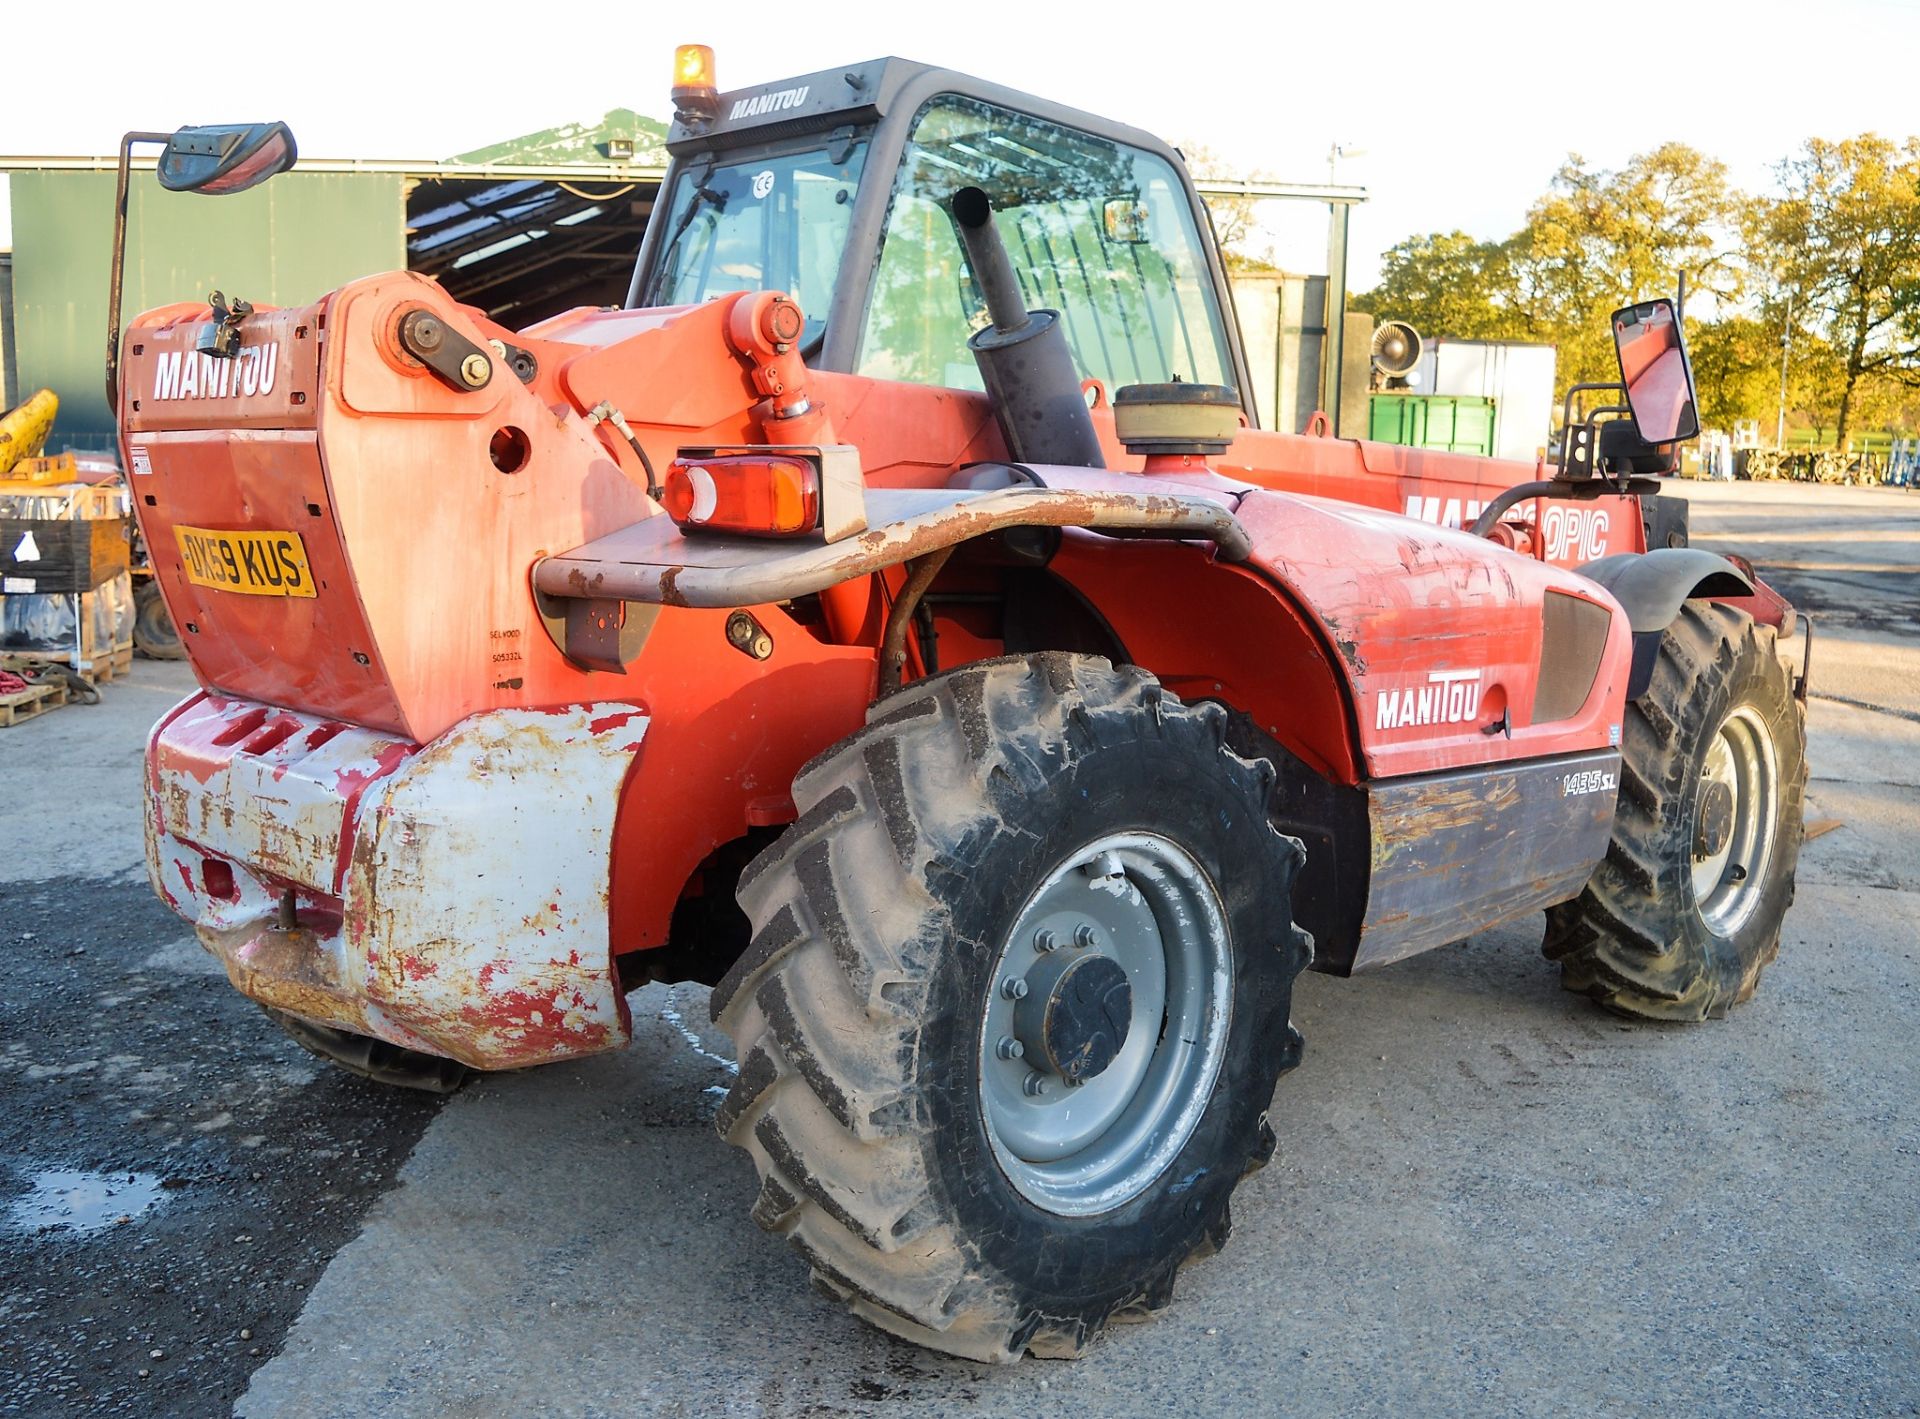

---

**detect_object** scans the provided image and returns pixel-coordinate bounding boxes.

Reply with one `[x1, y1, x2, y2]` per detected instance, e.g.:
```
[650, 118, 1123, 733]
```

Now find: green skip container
[1367, 393, 1496, 457]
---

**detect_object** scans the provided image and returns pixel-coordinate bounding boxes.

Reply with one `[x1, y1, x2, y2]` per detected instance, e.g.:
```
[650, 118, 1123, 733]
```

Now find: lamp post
[1775, 291, 1793, 451]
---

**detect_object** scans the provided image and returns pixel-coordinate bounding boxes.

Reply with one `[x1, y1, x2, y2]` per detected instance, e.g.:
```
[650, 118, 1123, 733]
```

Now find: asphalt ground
[0, 663, 442, 1417]
[1, 479, 1915, 1417]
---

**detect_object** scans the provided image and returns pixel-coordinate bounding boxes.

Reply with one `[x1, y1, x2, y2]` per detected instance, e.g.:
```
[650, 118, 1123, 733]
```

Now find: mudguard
[1578, 549, 1753, 634]
[1580, 548, 1758, 699]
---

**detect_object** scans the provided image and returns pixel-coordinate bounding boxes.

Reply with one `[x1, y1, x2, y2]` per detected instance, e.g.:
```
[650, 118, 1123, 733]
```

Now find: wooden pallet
[0, 680, 68, 727]
[0, 644, 133, 685]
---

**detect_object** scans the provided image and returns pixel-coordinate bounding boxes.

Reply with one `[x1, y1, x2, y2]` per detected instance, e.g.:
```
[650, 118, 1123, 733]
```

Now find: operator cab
[631, 55, 1252, 416]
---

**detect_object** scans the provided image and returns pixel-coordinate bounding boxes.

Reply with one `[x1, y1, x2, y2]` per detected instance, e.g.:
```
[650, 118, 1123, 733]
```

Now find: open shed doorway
[406, 173, 660, 328]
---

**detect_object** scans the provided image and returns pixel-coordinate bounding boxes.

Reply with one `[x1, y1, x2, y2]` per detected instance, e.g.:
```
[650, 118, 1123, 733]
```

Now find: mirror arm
[1557, 382, 1625, 448]
[105, 130, 174, 413]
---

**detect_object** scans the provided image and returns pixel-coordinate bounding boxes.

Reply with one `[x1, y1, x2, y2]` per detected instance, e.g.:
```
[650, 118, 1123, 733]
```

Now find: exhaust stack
[951, 187, 1104, 468]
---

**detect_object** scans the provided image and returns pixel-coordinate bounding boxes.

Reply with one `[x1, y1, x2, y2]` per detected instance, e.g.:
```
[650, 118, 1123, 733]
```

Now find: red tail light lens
[662, 455, 820, 537]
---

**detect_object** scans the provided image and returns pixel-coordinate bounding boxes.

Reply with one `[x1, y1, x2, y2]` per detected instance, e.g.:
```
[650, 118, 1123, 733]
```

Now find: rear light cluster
[663, 453, 820, 537]
[661, 445, 867, 543]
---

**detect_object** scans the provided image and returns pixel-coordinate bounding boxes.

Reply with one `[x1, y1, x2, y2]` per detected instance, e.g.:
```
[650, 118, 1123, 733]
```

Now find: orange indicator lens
[663, 455, 820, 537]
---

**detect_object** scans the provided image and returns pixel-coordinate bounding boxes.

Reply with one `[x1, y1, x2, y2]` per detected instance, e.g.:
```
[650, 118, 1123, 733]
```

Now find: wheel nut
[1001, 976, 1029, 1000]
[1023, 1071, 1049, 1097]
[1073, 923, 1099, 949]
[1033, 929, 1059, 952]
[996, 1036, 1024, 1060]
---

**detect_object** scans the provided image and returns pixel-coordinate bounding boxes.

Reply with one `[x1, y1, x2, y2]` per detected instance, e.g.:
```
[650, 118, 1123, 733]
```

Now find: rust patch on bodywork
[1351, 748, 1621, 971]
[531, 482, 1252, 611]
[146, 700, 650, 1070]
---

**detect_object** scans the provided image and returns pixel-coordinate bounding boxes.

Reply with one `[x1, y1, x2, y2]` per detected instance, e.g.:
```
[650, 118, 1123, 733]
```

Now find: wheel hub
[1015, 951, 1132, 1085]
[978, 832, 1234, 1216]
[1694, 778, 1736, 857]
[1688, 705, 1782, 937]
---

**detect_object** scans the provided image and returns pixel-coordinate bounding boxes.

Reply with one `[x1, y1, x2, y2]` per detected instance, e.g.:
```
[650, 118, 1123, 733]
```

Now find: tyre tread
[710, 654, 1298, 1360]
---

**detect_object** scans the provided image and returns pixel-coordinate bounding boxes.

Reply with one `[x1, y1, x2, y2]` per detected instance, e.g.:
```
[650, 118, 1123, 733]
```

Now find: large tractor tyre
[710, 654, 1312, 1362]
[132, 579, 187, 660]
[1545, 602, 1806, 1020]
[263, 1007, 472, 1093]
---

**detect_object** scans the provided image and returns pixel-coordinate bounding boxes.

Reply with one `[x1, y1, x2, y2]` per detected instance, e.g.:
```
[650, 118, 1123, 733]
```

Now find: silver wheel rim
[1690, 705, 1780, 937]
[978, 831, 1233, 1217]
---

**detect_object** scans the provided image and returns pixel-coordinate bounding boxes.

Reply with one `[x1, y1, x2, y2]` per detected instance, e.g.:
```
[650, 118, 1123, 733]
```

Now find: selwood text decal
[1376, 669, 1483, 730]
[729, 86, 810, 120]
[150, 345, 277, 401]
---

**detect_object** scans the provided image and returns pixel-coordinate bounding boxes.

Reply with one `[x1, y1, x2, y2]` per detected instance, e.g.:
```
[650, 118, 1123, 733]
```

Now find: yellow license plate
[174, 525, 317, 598]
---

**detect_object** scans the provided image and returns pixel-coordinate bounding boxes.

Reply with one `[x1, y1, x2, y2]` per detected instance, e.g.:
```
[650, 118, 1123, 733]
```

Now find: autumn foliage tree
[1352, 231, 1520, 340]
[1354, 134, 1920, 439]
[1358, 145, 1740, 387]
[1755, 135, 1920, 449]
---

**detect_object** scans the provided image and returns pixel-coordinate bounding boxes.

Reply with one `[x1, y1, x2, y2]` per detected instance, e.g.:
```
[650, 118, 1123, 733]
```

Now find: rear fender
[916, 465, 1635, 783]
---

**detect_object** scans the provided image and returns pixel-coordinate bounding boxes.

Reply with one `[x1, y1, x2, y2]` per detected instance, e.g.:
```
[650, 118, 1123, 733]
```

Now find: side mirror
[1611, 298, 1699, 444]
[157, 122, 297, 195]
[107, 121, 297, 409]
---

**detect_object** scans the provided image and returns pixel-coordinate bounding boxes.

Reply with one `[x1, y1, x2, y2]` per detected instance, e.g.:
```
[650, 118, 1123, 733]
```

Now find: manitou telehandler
[113, 51, 1806, 1361]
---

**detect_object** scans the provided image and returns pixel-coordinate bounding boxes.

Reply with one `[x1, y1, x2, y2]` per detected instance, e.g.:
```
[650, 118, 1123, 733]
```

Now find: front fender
[1579, 548, 1778, 700]
[1578, 548, 1753, 633]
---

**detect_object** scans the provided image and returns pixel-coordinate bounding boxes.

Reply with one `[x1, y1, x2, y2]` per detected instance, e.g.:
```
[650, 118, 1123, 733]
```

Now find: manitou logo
[150, 345, 278, 401]
[1375, 669, 1484, 730]
[1541, 505, 1611, 562]
[728, 85, 810, 120]
[1404, 495, 1487, 530]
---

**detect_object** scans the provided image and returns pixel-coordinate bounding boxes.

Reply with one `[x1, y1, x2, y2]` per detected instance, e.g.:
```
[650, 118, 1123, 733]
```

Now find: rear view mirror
[1612, 298, 1699, 444]
[157, 122, 297, 195]
[1103, 198, 1150, 244]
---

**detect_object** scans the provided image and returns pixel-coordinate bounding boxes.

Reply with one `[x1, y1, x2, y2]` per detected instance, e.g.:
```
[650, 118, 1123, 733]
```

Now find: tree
[1686, 317, 1783, 431]
[1181, 142, 1275, 271]
[1755, 135, 1920, 450]
[1509, 144, 1743, 386]
[1353, 145, 1743, 393]
[1351, 231, 1523, 340]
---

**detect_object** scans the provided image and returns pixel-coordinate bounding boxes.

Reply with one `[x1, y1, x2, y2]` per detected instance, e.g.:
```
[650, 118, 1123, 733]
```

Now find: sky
[3, 0, 1918, 291]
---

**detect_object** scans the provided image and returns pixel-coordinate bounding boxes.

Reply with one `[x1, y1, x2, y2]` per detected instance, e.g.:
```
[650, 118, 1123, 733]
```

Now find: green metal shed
[0, 109, 671, 451]
[10, 170, 404, 446]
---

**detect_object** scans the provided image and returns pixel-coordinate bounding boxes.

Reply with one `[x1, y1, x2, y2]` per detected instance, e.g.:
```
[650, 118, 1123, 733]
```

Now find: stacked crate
[0, 476, 135, 679]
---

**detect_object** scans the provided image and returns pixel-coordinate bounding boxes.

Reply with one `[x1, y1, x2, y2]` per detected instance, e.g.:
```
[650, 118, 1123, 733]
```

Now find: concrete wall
[1228, 270, 1328, 434]
[9, 171, 405, 448]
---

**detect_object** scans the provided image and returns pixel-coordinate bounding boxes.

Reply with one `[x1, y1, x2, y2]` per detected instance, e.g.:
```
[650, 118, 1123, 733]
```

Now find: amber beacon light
[672, 45, 719, 124]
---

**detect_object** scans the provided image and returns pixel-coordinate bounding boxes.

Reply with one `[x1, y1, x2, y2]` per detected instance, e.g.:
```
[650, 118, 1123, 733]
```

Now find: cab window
[856, 96, 1232, 393]
[649, 139, 867, 349]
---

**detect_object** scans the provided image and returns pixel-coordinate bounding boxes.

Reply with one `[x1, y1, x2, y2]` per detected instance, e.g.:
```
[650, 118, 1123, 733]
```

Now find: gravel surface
[0, 879, 442, 1417]
[0, 664, 442, 1417]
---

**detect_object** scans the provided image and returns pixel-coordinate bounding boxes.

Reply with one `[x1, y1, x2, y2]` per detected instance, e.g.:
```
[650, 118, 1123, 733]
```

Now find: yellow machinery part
[0, 388, 59, 476]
